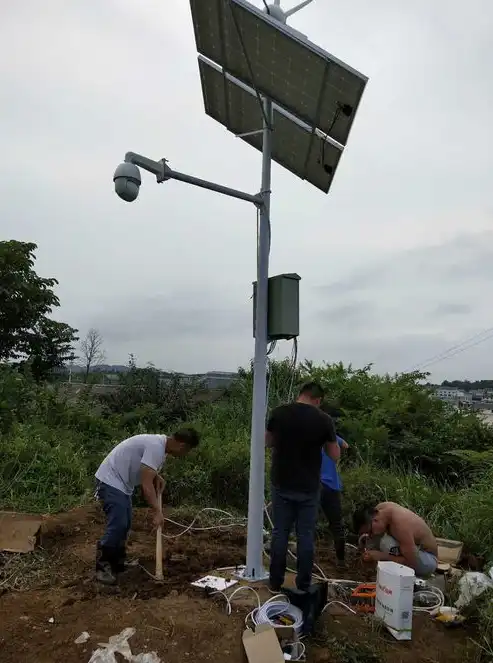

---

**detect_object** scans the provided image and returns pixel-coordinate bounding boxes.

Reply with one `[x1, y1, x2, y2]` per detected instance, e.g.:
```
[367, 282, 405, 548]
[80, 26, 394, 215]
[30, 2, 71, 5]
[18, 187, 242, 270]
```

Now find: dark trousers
[269, 486, 319, 592]
[320, 484, 345, 561]
[96, 481, 132, 573]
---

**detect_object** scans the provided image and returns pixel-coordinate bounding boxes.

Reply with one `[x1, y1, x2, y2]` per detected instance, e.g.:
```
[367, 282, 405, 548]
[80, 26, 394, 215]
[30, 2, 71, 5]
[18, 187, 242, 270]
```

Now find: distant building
[436, 387, 460, 400]
[435, 387, 472, 404]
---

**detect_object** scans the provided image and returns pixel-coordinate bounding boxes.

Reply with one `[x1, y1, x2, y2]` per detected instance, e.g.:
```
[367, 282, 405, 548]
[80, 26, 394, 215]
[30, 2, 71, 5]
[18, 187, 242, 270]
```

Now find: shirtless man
[352, 502, 438, 577]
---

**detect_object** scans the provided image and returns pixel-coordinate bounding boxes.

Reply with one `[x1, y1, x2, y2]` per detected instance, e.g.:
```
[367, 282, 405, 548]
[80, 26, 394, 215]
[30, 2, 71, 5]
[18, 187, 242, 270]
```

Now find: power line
[408, 326, 493, 372]
[408, 326, 493, 371]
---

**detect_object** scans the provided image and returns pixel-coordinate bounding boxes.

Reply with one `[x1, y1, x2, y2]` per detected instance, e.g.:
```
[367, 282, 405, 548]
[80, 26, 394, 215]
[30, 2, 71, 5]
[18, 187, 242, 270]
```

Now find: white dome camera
[113, 162, 141, 202]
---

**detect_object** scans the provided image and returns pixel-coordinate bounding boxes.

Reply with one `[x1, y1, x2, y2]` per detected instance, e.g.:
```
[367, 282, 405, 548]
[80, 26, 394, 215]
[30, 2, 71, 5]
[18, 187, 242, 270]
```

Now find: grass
[340, 463, 493, 558]
[314, 632, 383, 663]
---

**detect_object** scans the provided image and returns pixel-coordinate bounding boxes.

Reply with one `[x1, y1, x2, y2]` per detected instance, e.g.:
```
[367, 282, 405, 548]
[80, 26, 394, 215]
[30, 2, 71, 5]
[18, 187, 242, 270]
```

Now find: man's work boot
[96, 562, 117, 586]
[96, 544, 119, 585]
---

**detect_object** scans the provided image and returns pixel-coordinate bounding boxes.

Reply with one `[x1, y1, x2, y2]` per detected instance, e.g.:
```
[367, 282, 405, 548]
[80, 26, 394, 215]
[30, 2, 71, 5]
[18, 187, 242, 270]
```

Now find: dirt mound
[0, 505, 477, 663]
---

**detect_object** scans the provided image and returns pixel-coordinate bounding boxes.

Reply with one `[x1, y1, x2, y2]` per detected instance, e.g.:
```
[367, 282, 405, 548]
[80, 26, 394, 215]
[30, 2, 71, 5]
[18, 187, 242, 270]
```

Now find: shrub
[0, 423, 90, 512]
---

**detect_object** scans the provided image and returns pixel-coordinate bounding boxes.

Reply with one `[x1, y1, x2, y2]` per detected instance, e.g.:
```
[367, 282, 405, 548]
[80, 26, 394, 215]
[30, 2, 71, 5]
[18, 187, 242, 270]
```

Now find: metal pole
[123, 152, 262, 206]
[245, 97, 273, 580]
[163, 167, 262, 205]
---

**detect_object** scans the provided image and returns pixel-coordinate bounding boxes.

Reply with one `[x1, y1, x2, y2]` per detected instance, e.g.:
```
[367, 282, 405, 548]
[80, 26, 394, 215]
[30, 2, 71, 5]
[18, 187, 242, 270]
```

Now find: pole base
[233, 565, 270, 582]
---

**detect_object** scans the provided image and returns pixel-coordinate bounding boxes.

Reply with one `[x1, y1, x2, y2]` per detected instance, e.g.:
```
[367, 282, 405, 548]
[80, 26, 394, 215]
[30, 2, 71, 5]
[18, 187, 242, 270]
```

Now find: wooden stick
[155, 491, 164, 580]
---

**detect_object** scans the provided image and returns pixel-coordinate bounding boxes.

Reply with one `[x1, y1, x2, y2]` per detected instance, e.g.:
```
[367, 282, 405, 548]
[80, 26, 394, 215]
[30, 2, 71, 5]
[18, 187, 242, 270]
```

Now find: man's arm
[323, 415, 340, 461]
[363, 549, 409, 565]
[382, 519, 419, 569]
[140, 465, 160, 511]
[362, 517, 416, 566]
[334, 436, 348, 465]
[141, 465, 165, 528]
[325, 441, 340, 461]
[154, 474, 165, 495]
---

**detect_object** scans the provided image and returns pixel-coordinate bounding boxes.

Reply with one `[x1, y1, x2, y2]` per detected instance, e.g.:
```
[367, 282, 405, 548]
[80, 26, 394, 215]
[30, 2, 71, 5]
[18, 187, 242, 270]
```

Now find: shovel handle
[155, 492, 164, 580]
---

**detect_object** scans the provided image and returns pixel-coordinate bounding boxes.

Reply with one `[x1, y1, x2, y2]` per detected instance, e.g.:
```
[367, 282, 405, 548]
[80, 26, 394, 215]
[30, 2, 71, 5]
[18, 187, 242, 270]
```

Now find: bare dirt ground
[0, 504, 477, 663]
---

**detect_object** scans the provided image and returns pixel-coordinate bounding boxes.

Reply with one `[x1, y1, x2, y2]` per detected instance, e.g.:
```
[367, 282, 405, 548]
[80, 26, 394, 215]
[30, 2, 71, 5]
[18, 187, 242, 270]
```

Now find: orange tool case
[349, 583, 376, 613]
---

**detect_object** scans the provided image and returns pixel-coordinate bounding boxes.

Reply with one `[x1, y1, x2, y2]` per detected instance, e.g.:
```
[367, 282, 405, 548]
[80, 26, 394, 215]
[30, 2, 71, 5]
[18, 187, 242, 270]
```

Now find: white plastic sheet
[455, 572, 493, 609]
[87, 628, 161, 663]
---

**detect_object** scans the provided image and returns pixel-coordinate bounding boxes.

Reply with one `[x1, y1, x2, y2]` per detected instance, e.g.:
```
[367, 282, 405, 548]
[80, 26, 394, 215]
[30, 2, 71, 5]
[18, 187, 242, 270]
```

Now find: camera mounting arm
[123, 151, 263, 207]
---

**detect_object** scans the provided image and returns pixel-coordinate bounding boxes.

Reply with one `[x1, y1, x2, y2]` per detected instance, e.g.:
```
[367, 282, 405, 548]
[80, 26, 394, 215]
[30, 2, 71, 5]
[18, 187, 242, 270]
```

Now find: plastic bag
[455, 572, 493, 609]
[88, 628, 161, 663]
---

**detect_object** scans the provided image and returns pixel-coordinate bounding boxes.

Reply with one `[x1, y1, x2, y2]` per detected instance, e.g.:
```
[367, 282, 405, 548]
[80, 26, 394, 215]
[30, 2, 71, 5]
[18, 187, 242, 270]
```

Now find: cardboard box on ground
[375, 561, 415, 642]
[436, 538, 463, 570]
[0, 512, 44, 553]
[243, 624, 304, 663]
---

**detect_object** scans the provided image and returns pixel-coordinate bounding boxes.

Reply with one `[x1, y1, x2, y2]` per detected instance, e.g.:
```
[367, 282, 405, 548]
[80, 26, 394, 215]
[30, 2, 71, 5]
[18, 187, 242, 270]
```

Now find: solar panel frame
[198, 55, 343, 194]
[189, 0, 368, 147]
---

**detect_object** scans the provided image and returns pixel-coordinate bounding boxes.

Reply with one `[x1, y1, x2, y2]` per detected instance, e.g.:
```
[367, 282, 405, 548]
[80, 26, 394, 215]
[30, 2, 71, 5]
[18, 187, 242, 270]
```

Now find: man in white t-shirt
[94, 427, 200, 585]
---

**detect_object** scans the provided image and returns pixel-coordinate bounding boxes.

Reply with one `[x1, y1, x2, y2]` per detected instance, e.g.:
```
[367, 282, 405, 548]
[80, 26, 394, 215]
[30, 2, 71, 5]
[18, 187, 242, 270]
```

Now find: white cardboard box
[375, 561, 415, 641]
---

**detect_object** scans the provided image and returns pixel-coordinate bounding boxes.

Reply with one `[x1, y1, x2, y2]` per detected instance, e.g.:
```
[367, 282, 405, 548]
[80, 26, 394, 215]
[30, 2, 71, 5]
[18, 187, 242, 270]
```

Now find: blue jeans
[378, 534, 438, 578]
[269, 486, 319, 592]
[96, 481, 132, 572]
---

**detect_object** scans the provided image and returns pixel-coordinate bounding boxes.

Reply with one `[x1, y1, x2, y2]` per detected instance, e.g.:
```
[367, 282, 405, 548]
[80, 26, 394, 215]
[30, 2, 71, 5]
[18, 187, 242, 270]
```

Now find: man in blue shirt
[320, 434, 348, 567]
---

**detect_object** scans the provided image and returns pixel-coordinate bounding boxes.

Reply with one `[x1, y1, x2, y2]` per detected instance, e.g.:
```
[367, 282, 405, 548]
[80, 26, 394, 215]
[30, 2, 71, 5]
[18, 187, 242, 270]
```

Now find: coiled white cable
[247, 596, 304, 636]
[413, 586, 445, 613]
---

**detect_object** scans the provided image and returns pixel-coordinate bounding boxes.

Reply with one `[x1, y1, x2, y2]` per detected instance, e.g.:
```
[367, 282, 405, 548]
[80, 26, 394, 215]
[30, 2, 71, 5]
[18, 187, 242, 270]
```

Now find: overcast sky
[1, 0, 492, 381]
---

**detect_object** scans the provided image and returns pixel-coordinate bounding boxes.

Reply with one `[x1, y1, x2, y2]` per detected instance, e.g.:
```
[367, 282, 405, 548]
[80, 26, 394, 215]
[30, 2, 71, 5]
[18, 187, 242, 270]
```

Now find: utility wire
[407, 326, 493, 372]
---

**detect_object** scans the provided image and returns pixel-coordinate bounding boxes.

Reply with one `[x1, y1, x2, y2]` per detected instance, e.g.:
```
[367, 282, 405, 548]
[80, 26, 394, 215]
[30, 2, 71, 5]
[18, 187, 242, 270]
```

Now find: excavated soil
[0, 504, 477, 662]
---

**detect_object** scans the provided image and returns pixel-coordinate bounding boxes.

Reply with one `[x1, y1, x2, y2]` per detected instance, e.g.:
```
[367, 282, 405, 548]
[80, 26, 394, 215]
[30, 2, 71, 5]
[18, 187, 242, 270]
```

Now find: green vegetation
[0, 241, 78, 380]
[2, 238, 493, 659]
[3, 360, 493, 558]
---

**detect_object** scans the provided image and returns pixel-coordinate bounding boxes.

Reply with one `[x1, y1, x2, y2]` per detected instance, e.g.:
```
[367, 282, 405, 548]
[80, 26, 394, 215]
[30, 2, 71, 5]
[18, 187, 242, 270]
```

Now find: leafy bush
[300, 361, 493, 481]
[0, 422, 90, 512]
[103, 359, 204, 433]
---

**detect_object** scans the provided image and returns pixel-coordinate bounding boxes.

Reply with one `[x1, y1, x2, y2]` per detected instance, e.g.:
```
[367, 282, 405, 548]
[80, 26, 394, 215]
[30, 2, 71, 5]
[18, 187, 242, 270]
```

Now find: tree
[25, 319, 78, 381]
[103, 355, 203, 432]
[80, 328, 105, 381]
[0, 240, 78, 377]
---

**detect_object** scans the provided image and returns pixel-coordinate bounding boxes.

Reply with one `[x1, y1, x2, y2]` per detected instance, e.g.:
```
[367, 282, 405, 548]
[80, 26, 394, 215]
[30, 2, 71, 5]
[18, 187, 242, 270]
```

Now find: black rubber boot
[96, 544, 118, 585]
[115, 546, 127, 574]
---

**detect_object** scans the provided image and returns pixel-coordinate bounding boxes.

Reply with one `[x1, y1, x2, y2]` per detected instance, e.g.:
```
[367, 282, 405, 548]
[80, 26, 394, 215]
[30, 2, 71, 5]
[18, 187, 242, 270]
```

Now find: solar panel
[189, 0, 368, 147]
[198, 55, 343, 194]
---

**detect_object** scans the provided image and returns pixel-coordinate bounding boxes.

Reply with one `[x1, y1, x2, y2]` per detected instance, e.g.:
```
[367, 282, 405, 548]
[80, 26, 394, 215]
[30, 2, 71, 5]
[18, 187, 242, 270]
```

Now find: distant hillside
[65, 364, 130, 374]
[441, 380, 493, 391]
[55, 365, 238, 390]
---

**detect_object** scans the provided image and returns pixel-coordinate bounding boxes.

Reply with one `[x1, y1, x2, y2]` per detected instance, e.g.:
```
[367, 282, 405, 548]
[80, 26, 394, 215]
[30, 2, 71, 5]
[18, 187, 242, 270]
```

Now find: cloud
[306, 231, 493, 379]
[317, 302, 375, 327]
[96, 292, 249, 344]
[1, 0, 492, 380]
[432, 304, 471, 317]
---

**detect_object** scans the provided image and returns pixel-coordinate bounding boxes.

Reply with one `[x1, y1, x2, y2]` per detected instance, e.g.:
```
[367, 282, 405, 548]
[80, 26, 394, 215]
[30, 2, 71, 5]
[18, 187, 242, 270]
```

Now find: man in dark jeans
[266, 382, 340, 592]
[94, 428, 200, 585]
[320, 433, 348, 567]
